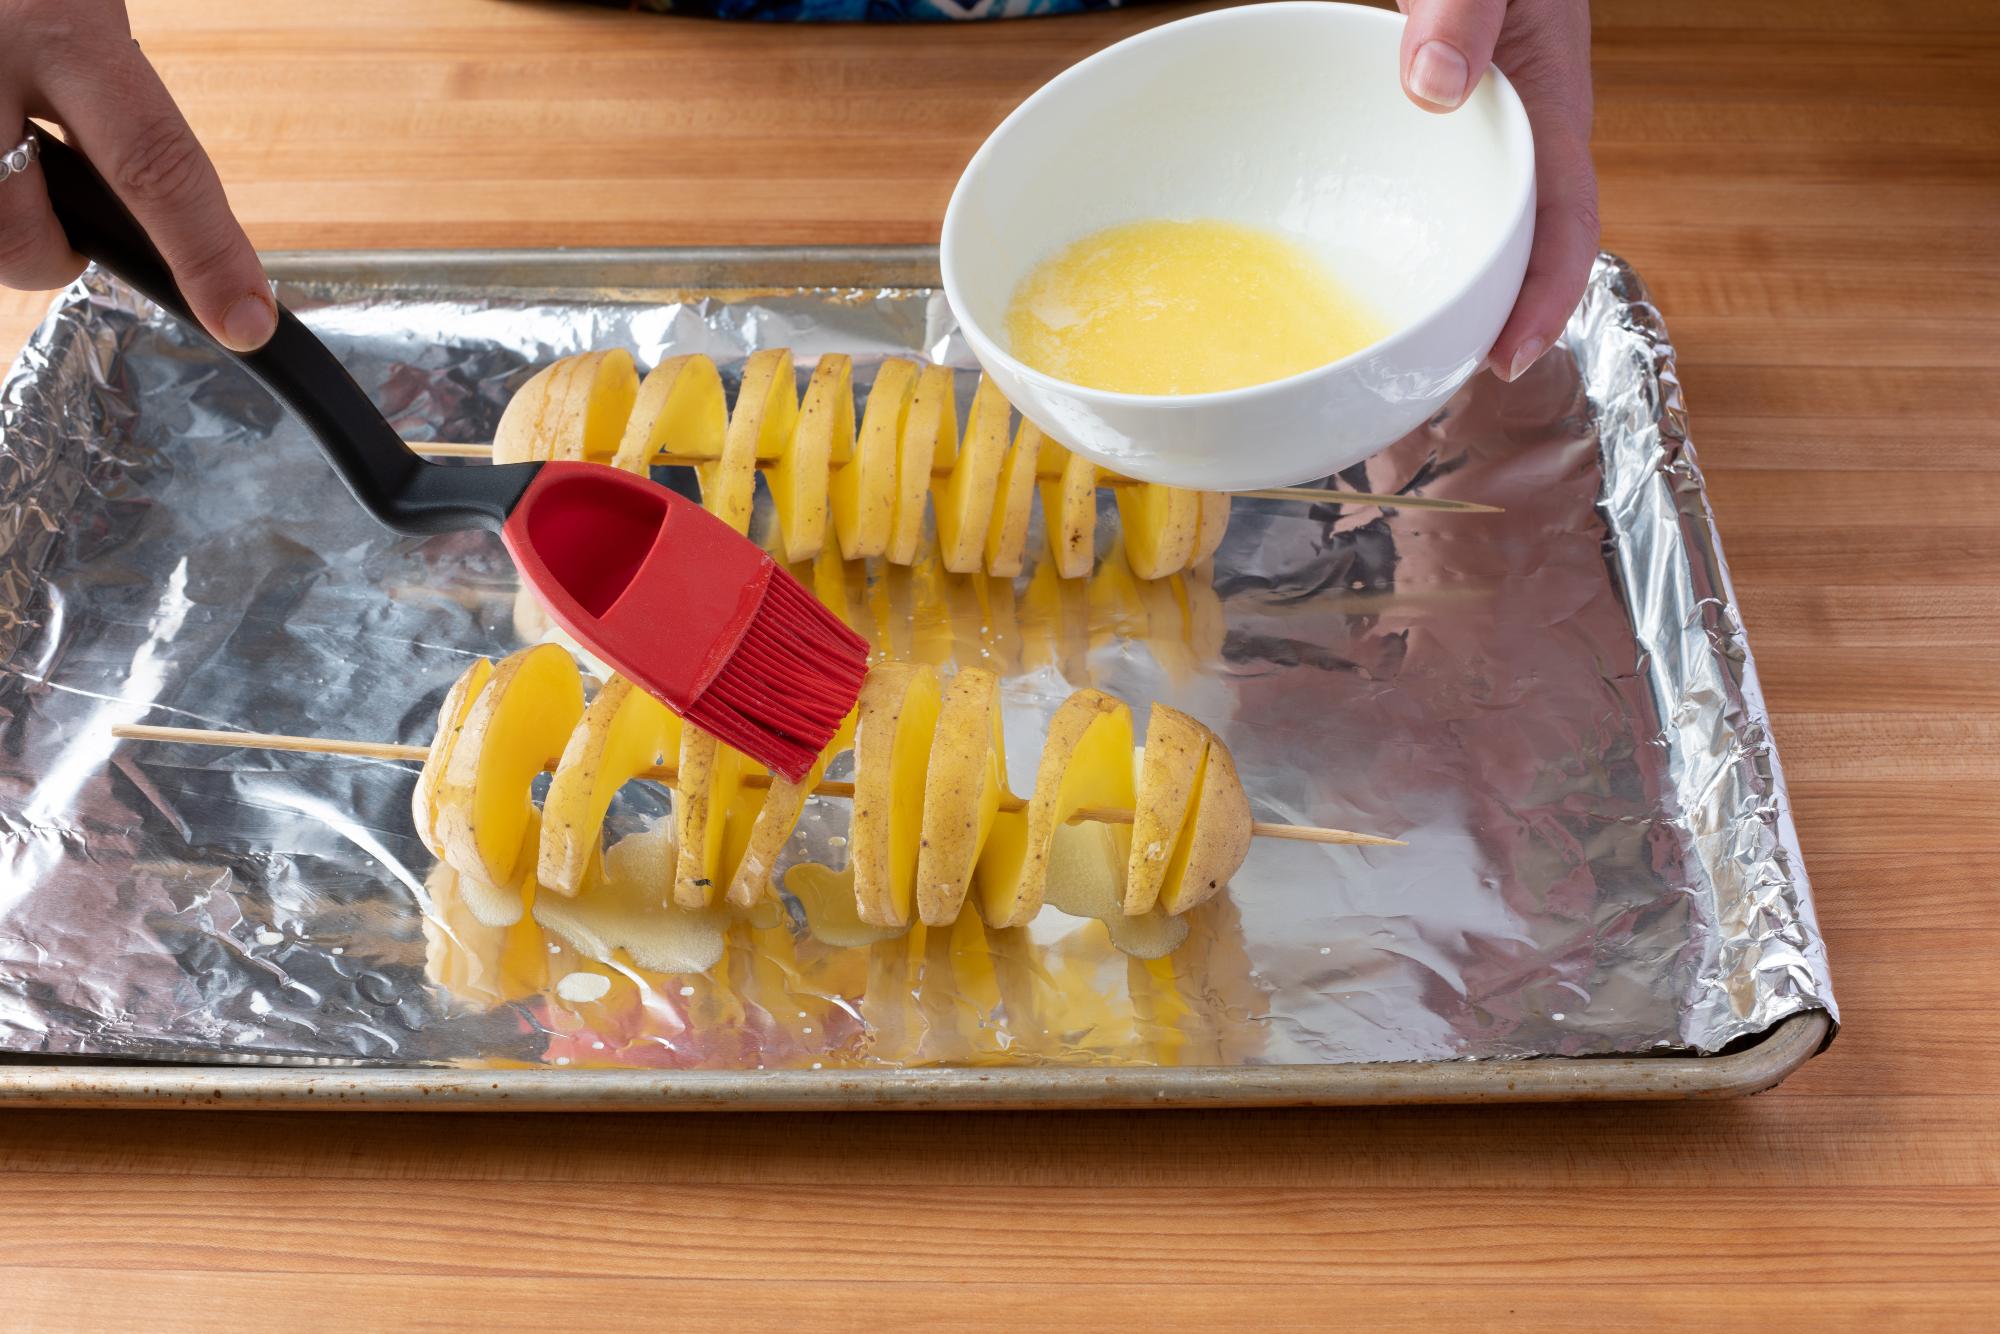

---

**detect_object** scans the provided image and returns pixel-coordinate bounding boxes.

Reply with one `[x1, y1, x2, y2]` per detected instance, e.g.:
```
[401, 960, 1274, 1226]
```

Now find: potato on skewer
[492, 348, 1224, 581]
[398, 647, 1280, 958]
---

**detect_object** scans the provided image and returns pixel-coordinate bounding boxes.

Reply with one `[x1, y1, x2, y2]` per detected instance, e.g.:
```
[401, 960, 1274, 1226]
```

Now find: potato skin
[914, 668, 1005, 926]
[433, 645, 586, 893]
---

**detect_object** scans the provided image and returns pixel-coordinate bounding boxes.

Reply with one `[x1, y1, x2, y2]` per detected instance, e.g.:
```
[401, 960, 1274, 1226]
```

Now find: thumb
[1397, 0, 1509, 112]
[49, 51, 274, 351]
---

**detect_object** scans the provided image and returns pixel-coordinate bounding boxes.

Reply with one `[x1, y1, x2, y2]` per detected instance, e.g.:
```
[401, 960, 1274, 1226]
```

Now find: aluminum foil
[0, 252, 1836, 1071]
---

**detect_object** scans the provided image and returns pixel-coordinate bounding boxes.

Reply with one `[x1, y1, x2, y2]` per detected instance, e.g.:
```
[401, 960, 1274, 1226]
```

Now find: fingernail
[1409, 40, 1470, 110]
[221, 292, 276, 351]
[1505, 337, 1547, 382]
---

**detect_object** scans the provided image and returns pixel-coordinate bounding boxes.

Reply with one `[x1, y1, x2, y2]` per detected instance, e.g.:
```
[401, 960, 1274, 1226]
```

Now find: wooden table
[5, 1, 1997, 1326]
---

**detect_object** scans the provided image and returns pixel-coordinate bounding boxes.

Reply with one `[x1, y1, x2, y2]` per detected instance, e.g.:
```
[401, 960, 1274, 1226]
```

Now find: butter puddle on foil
[532, 821, 733, 975]
[1004, 218, 1386, 396]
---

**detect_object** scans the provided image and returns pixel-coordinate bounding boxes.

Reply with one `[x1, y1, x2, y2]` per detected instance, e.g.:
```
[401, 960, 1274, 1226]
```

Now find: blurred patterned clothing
[580, 0, 1124, 18]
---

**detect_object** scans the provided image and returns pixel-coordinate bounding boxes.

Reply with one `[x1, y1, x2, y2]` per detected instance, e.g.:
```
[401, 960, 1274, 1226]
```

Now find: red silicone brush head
[501, 462, 869, 780]
[680, 570, 870, 778]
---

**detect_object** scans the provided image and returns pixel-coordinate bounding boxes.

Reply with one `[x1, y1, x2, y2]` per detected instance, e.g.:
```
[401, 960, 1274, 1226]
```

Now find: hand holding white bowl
[1395, 0, 1598, 383]
[943, 2, 1598, 491]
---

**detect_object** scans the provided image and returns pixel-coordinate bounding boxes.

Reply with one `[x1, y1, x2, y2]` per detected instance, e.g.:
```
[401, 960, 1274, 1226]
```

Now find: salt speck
[548, 943, 561, 954]
[679, 985, 696, 997]
[255, 929, 284, 947]
[802, 1026, 813, 1035]
[330, 946, 344, 956]
[555, 972, 612, 1004]
[1551, 1012, 1567, 1022]
[811, 1062, 823, 1070]
[1319, 947, 1331, 955]
[592, 1041, 605, 1051]
[555, 1056, 571, 1066]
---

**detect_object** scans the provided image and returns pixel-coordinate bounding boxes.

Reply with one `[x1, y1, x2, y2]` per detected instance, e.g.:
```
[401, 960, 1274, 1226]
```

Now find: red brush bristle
[684, 569, 870, 782]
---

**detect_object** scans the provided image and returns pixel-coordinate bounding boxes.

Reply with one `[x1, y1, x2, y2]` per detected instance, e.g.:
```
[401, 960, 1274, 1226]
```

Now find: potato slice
[984, 418, 1044, 577]
[1160, 729, 1254, 915]
[412, 656, 493, 858]
[1038, 434, 1099, 579]
[849, 662, 943, 928]
[832, 357, 917, 560]
[672, 727, 758, 909]
[704, 348, 797, 534]
[538, 675, 681, 897]
[494, 350, 639, 465]
[610, 353, 727, 475]
[434, 645, 585, 893]
[936, 375, 1011, 575]
[887, 364, 958, 565]
[974, 689, 1134, 928]
[1117, 481, 1201, 581]
[1042, 820, 1189, 960]
[914, 668, 1007, 926]
[769, 354, 854, 563]
[725, 708, 857, 909]
[1192, 490, 1231, 565]
[1122, 706, 1209, 916]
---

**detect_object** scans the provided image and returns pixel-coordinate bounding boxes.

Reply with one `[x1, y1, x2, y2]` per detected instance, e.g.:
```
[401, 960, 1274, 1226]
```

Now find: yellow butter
[1004, 218, 1385, 395]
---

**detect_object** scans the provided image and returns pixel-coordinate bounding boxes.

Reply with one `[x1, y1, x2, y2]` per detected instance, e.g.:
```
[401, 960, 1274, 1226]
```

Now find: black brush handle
[36, 130, 535, 536]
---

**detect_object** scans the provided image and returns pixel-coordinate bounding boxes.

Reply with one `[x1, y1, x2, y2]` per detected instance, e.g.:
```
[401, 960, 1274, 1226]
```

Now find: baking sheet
[0, 249, 1836, 1079]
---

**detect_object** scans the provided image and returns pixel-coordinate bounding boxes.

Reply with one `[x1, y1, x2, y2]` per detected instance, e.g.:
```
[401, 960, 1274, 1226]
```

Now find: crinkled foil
[0, 252, 1835, 1071]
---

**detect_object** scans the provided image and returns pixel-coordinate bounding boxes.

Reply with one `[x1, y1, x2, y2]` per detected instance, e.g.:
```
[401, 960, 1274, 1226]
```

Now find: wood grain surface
[4, 0, 1998, 1327]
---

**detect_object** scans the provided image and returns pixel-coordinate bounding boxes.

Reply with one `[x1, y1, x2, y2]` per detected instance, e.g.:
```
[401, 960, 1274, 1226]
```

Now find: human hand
[1396, 0, 1597, 382]
[0, 0, 274, 350]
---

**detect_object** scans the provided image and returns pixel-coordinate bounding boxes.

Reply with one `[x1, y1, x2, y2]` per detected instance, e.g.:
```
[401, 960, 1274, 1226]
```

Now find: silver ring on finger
[0, 130, 42, 186]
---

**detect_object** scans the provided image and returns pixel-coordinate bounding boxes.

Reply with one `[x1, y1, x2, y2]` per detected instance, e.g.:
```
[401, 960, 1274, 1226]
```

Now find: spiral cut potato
[412, 645, 1254, 960]
[492, 347, 1232, 580]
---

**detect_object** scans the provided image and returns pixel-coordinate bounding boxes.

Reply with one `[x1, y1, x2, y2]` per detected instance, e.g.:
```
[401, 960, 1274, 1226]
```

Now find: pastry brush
[36, 129, 867, 781]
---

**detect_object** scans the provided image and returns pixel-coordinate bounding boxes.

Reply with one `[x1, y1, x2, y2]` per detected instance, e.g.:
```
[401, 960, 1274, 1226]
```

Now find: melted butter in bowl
[1004, 219, 1387, 396]
[940, 3, 1535, 488]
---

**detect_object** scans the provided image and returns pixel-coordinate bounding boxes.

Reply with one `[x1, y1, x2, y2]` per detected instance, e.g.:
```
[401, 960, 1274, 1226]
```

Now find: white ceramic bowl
[940, 1, 1535, 491]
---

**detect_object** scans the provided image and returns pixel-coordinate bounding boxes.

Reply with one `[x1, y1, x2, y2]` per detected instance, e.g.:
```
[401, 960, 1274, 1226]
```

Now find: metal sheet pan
[0, 1009, 1828, 1109]
[0, 246, 1834, 1107]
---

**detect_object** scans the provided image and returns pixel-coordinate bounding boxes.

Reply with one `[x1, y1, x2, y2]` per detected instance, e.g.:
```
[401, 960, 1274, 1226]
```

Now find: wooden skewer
[408, 441, 1501, 515]
[110, 722, 1406, 849]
